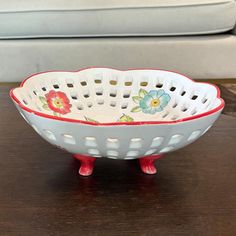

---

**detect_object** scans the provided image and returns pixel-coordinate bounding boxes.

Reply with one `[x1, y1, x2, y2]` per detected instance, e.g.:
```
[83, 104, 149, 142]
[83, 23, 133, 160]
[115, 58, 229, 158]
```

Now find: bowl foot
[73, 154, 96, 176]
[139, 154, 162, 175]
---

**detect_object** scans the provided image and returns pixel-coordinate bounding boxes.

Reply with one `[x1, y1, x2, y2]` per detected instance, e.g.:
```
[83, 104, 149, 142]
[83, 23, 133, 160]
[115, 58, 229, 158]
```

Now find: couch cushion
[0, 0, 236, 38]
[1, 35, 236, 82]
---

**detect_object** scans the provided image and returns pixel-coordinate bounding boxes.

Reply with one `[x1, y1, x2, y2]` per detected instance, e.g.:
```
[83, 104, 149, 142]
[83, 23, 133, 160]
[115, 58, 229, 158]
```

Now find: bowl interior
[12, 68, 222, 123]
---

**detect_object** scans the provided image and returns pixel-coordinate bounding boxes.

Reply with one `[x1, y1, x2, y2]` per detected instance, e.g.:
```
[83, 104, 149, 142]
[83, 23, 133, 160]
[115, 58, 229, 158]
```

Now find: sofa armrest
[233, 24, 236, 34]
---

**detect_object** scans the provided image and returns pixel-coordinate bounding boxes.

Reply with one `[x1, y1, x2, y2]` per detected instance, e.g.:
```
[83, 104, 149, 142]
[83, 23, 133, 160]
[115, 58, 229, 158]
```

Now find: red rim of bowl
[10, 67, 225, 126]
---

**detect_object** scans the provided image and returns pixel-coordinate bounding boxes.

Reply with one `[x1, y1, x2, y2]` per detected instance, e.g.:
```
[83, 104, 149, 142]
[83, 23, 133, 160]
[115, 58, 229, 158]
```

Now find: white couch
[1, 0, 236, 82]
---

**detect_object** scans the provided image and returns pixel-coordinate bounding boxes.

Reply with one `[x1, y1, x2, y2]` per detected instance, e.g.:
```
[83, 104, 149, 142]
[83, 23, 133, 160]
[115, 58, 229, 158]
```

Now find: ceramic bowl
[10, 68, 224, 176]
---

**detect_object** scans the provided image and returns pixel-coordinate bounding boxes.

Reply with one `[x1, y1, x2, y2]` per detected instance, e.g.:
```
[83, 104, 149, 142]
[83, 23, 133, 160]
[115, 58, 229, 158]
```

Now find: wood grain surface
[0, 86, 236, 236]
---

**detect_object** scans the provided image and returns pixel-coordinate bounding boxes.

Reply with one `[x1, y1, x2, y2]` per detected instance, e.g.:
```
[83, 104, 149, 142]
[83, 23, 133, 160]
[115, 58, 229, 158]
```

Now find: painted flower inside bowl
[10, 68, 224, 176]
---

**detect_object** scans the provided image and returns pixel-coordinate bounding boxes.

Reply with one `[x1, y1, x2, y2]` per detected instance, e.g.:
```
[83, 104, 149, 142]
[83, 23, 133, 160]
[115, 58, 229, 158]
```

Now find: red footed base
[138, 154, 163, 175]
[73, 154, 96, 176]
[74, 154, 162, 176]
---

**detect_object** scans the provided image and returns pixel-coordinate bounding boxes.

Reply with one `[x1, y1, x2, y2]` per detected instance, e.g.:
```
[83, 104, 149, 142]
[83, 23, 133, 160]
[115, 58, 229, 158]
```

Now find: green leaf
[42, 104, 50, 111]
[131, 106, 141, 113]
[118, 114, 134, 122]
[84, 116, 99, 123]
[132, 96, 142, 104]
[39, 96, 47, 104]
[139, 89, 148, 98]
[53, 112, 58, 117]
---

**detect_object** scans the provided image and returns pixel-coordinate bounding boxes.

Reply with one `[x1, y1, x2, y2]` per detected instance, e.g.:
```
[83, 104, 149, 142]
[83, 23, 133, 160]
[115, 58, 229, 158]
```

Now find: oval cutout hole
[110, 80, 117, 85]
[87, 102, 93, 108]
[77, 104, 83, 110]
[162, 112, 169, 118]
[110, 92, 117, 97]
[95, 79, 102, 84]
[123, 91, 130, 98]
[71, 95, 77, 100]
[170, 87, 176, 92]
[191, 95, 198, 100]
[125, 81, 132, 86]
[171, 115, 179, 120]
[67, 83, 73, 88]
[110, 101, 116, 107]
[156, 83, 163, 88]
[81, 81, 87, 86]
[97, 99, 104, 105]
[53, 84, 59, 89]
[121, 103, 128, 109]
[172, 103, 178, 108]
[96, 92, 103, 96]
[140, 82, 148, 87]
[23, 99, 28, 105]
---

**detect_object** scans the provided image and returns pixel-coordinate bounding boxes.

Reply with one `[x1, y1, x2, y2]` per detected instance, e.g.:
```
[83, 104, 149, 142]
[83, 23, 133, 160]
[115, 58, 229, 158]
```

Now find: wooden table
[0, 86, 236, 236]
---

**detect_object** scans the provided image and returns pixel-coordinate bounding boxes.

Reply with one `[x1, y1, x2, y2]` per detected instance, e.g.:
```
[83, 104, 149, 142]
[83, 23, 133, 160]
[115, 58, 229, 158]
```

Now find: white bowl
[10, 68, 224, 176]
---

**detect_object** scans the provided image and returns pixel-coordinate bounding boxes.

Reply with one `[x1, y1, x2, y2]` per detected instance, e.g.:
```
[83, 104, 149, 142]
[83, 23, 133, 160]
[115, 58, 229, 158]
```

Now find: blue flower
[139, 90, 170, 114]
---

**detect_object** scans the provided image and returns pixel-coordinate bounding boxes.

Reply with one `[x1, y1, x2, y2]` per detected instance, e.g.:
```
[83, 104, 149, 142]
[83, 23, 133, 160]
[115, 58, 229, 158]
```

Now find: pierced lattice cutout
[121, 103, 128, 109]
[110, 101, 116, 107]
[85, 137, 97, 147]
[160, 146, 174, 153]
[53, 84, 59, 89]
[110, 90, 117, 97]
[94, 79, 102, 84]
[107, 150, 119, 157]
[168, 134, 183, 145]
[202, 98, 208, 104]
[43, 130, 56, 141]
[88, 149, 100, 155]
[62, 134, 76, 145]
[129, 138, 142, 149]
[97, 99, 104, 105]
[77, 103, 84, 110]
[125, 81, 132, 86]
[67, 83, 74, 88]
[123, 90, 131, 98]
[96, 87, 103, 96]
[15, 69, 220, 124]
[140, 81, 148, 87]
[81, 81, 87, 86]
[145, 149, 157, 156]
[126, 150, 139, 157]
[170, 86, 176, 92]
[87, 102, 93, 108]
[156, 83, 163, 88]
[188, 130, 201, 141]
[83, 91, 90, 98]
[106, 138, 119, 149]
[151, 137, 163, 148]
[110, 80, 117, 85]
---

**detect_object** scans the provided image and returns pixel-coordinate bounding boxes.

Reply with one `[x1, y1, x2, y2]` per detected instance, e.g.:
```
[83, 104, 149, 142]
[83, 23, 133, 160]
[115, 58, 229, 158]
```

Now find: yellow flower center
[53, 98, 63, 108]
[150, 98, 160, 107]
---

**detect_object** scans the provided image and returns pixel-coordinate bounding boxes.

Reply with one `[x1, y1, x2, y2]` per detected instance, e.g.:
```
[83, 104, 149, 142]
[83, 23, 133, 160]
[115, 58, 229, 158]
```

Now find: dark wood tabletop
[0, 85, 236, 236]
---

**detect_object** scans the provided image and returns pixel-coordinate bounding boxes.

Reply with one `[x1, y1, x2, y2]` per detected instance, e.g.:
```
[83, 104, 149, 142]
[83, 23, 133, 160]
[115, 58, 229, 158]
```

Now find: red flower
[45, 90, 72, 115]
